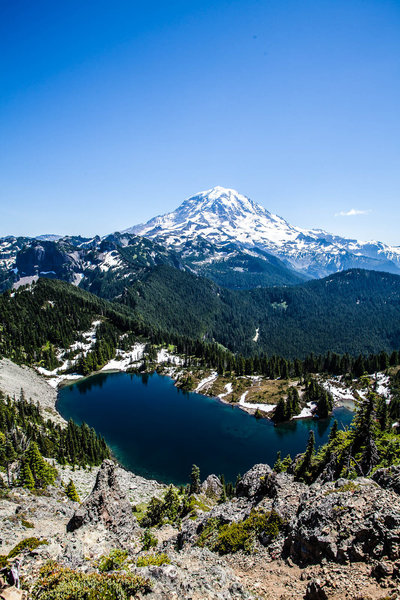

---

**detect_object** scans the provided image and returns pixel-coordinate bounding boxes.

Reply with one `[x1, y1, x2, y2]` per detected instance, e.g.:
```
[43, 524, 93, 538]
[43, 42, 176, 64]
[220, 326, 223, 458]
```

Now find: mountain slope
[0, 233, 185, 296]
[121, 266, 400, 358]
[128, 186, 400, 279]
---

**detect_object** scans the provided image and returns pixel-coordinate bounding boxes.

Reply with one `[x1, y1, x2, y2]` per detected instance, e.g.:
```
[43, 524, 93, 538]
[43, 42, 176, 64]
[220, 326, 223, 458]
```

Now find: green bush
[98, 549, 128, 572]
[32, 561, 151, 600]
[136, 552, 170, 567]
[8, 537, 48, 559]
[140, 529, 158, 551]
[197, 510, 285, 555]
[213, 521, 252, 554]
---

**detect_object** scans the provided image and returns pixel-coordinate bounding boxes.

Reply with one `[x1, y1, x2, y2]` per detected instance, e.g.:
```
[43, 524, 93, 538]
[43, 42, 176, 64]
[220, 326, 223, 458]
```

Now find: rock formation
[67, 459, 137, 538]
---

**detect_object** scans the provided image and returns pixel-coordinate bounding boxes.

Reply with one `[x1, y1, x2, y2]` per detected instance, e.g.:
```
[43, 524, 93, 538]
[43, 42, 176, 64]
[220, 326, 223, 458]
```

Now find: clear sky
[1, 0, 399, 244]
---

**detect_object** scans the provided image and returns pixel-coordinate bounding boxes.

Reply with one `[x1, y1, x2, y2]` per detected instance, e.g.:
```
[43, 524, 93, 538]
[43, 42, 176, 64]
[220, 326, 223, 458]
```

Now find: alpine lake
[57, 371, 354, 486]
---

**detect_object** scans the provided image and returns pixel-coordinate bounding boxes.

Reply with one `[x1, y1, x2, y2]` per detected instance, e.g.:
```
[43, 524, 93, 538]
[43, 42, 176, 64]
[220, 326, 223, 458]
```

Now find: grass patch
[324, 482, 359, 496]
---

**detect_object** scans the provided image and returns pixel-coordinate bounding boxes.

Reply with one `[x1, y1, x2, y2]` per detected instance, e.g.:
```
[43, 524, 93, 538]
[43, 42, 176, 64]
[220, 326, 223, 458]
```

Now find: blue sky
[1, 0, 399, 244]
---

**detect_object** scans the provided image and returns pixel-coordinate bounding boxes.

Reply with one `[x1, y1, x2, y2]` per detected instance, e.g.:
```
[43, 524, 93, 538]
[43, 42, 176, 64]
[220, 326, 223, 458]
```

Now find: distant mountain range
[1, 186, 399, 293]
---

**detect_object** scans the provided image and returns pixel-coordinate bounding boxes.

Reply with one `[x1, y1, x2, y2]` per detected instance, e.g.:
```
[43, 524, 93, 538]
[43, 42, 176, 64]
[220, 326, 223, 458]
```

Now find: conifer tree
[65, 479, 80, 502]
[329, 420, 338, 442]
[25, 441, 56, 488]
[19, 460, 35, 490]
[189, 464, 201, 495]
[296, 430, 315, 481]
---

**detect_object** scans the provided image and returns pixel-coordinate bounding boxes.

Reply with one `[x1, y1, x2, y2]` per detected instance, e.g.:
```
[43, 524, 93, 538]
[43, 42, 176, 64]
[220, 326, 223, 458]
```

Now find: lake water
[57, 371, 354, 486]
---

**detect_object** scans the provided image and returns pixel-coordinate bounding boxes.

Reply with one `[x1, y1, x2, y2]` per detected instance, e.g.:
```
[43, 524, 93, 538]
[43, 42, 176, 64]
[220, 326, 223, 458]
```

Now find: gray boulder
[236, 464, 272, 501]
[372, 465, 400, 495]
[201, 474, 223, 499]
[67, 460, 137, 539]
[288, 478, 400, 564]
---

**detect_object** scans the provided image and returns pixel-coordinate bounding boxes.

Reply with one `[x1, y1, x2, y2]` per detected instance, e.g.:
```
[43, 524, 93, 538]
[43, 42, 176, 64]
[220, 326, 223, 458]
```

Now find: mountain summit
[126, 186, 303, 248]
[127, 186, 400, 278]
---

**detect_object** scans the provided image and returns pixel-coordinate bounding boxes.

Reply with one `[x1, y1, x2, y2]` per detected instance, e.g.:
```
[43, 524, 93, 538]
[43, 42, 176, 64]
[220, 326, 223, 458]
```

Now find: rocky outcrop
[200, 474, 223, 499]
[67, 460, 137, 539]
[259, 471, 307, 522]
[288, 478, 400, 564]
[372, 465, 400, 496]
[235, 464, 272, 501]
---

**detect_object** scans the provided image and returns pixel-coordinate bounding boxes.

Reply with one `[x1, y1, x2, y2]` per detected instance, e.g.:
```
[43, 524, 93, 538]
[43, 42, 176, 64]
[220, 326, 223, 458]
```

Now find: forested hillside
[0, 279, 142, 368]
[2, 269, 400, 364]
[120, 266, 400, 358]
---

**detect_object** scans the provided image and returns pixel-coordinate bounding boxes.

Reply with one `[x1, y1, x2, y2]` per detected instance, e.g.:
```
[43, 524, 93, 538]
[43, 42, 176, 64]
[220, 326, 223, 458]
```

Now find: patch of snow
[293, 401, 317, 419]
[238, 390, 276, 413]
[253, 327, 259, 342]
[12, 275, 39, 289]
[218, 383, 233, 400]
[156, 348, 184, 366]
[194, 372, 218, 392]
[72, 272, 84, 285]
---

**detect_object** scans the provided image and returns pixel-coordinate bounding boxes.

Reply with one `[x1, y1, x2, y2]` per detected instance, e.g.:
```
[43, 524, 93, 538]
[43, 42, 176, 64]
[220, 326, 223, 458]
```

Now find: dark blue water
[57, 371, 354, 486]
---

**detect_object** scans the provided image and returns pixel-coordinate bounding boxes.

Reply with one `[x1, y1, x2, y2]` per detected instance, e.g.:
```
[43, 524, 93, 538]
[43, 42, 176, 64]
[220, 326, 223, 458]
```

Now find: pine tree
[65, 479, 80, 502]
[329, 420, 338, 441]
[189, 464, 201, 495]
[273, 451, 283, 473]
[296, 430, 315, 481]
[19, 460, 35, 490]
[25, 441, 56, 488]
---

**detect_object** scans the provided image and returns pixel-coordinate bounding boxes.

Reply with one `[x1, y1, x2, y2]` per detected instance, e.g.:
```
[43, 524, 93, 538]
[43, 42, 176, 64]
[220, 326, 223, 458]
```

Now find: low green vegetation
[197, 510, 285, 555]
[32, 561, 151, 600]
[97, 549, 128, 573]
[1, 537, 48, 567]
[140, 529, 158, 551]
[136, 552, 170, 567]
[140, 486, 194, 527]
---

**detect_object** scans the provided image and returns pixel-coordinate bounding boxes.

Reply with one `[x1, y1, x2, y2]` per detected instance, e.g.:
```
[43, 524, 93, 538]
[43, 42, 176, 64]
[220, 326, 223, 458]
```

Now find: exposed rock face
[304, 579, 329, 600]
[259, 471, 307, 522]
[288, 479, 400, 563]
[372, 465, 400, 496]
[67, 460, 137, 538]
[235, 464, 272, 501]
[200, 474, 223, 499]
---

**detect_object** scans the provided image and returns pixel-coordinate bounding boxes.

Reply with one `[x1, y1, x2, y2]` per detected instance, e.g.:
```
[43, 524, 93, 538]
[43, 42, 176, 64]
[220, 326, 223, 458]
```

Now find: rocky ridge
[1, 459, 400, 599]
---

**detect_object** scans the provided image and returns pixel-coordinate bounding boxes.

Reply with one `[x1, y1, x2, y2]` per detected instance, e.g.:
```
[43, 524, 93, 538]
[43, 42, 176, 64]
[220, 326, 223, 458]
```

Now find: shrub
[8, 537, 48, 559]
[197, 510, 285, 555]
[136, 553, 170, 567]
[213, 521, 252, 554]
[32, 561, 151, 600]
[98, 549, 128, 572]
[140, 529, 158, 551]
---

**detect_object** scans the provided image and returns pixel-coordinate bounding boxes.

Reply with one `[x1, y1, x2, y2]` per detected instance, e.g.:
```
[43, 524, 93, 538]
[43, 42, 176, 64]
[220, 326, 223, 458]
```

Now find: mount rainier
[127, 186, 400, 280]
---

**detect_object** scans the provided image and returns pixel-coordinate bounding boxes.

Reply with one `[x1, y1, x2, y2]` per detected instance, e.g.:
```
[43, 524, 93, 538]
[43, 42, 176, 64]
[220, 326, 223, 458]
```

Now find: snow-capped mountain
[127, 186, 400, 278]
[0, 233, 183, 294]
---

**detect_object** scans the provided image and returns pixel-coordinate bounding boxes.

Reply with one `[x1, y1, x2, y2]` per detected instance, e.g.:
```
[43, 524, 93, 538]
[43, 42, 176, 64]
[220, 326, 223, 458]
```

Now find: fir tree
[65, 479, 80, 502]
[19, 460, 35, 490]
[296, 430, 315, 481]
[329, 420, 338, 441]
[189, 464, 201, 495]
